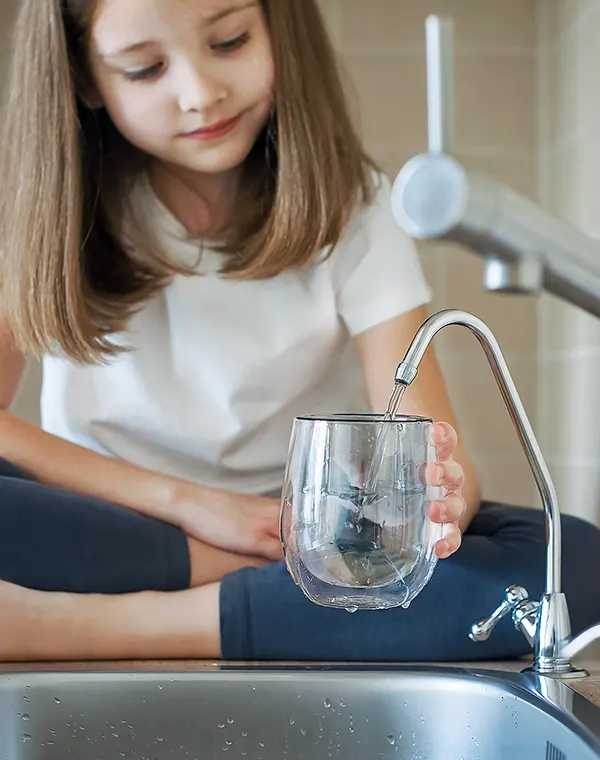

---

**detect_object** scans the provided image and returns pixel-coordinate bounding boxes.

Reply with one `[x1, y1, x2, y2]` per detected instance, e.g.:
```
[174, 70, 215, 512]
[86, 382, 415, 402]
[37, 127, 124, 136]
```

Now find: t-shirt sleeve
[328, 173, 433, 337]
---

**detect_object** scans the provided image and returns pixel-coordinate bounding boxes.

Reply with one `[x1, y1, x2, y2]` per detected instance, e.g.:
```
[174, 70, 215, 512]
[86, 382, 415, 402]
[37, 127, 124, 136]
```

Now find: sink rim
[1, 664, 599, 741]
[1, 664, 600, 758]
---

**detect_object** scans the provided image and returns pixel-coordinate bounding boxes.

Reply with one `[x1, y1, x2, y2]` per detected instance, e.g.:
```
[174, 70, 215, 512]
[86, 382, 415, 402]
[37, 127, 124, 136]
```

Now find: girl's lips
[182, 115, 242, 140]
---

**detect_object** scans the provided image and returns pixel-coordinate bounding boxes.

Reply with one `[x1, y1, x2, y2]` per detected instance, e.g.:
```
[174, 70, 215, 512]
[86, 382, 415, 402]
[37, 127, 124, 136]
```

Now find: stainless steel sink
[1, 665, 600, 759]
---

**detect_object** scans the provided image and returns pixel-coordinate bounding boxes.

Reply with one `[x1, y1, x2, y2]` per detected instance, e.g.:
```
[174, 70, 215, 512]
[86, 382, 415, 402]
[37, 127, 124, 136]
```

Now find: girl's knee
[562, 512, 600, 546]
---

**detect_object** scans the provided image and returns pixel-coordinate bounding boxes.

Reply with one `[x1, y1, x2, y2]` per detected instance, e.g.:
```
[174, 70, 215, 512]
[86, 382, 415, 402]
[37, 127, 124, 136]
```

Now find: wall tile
[440, 0, 536, 52]
[340, 0, 441, 50]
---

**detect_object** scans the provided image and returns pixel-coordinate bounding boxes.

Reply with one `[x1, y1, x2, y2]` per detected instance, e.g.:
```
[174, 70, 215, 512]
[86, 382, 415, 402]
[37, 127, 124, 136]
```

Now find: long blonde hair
[0, 0, 376, 363]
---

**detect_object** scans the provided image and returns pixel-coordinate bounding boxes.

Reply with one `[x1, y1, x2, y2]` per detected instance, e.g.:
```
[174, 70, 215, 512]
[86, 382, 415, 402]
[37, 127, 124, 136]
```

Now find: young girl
[0, 0, 599, 663]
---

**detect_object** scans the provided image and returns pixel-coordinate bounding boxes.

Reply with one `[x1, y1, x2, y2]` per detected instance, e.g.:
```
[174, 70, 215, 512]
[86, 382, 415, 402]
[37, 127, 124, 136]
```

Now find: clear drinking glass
[280, 414, 443, 611]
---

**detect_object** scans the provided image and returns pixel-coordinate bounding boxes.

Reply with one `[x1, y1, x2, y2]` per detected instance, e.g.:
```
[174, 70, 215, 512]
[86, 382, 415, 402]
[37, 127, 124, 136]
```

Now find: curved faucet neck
[394, 308, 561, 596]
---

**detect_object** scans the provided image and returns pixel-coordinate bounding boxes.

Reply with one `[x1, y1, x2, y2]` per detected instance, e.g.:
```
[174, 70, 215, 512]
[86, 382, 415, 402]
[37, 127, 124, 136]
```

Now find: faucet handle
[469, 586, 530, 643]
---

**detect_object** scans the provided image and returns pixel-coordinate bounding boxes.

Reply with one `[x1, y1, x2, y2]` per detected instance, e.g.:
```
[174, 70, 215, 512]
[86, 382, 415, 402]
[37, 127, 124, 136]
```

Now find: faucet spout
[394, 309, 584, 677]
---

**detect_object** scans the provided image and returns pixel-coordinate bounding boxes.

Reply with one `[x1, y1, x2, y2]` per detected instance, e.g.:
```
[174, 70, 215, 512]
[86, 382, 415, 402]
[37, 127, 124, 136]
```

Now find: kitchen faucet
[394, 308, 597, 678]
[390, 16, 600, 319]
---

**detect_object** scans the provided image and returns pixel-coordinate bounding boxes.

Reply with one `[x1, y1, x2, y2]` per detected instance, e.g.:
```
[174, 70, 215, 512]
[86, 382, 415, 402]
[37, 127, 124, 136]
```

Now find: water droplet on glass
[157, 736, 164, 742]
[225, 740, 232, 746]
[258, 741, 265, 748]
[227, 718, 234, 725]
[324, 698, 331, 708]
[157, 685, 163, 690]
[401, 601, 411, 609]
[386, 735, 396, 746]
[23, 696, 30, 704]
[22, 734, 31, 743]
[300, 728, 307, 737]
[289, 718, 295, 725]
[349, 727, 355, 733]
[218, 723, 225, 729]
[112, 732, 118, 738]
[345, 606, 358, 614]
[340, 700, 346, 708]
[22, 714, 30, 721]
[53, 698, 61, 705]
[241, 731, 248, 737]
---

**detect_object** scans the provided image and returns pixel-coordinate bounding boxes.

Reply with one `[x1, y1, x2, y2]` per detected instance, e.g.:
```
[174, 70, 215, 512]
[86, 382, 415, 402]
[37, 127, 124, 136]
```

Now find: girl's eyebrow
[101, 2, 258, 61]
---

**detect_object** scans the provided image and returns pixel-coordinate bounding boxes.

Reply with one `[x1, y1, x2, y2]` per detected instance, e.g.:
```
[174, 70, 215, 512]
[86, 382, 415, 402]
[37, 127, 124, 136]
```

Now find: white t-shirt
[41, 174, 432, 495]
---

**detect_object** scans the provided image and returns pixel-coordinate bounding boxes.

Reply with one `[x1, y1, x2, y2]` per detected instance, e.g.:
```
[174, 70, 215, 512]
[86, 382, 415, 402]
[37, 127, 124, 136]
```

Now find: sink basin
[1, 665, 600, 759]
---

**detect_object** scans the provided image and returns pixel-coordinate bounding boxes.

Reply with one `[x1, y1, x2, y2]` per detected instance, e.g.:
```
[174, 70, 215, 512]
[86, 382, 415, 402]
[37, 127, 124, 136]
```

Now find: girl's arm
[0, 320, 281, 560]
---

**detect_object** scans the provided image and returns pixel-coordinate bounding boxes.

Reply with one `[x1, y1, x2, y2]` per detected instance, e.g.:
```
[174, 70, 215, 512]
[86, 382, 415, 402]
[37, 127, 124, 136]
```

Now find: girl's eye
[123, 63, 163, 82]
[212, 32, 250, 53]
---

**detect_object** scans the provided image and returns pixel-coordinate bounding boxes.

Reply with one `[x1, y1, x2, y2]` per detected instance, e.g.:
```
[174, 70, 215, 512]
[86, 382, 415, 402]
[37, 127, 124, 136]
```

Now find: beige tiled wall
[537, 1, 600, 524]
[323, 0, 539, 507]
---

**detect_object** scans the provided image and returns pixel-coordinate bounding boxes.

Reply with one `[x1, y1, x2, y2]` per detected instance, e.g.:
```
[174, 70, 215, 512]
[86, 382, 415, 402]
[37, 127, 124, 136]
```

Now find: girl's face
[87, 0, 275, 175]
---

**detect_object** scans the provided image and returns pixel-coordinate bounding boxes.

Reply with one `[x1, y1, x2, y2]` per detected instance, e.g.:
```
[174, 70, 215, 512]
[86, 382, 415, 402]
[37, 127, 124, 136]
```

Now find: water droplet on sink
[22, 714, 30, 721]
[300, 728, 307, 736]
[22, 734, 31, 743]
[324, 698, 331, 708]
[289, 718, 295, 725]
[218, 723, 225, 729]
[340, 700, 346, 707]
[23, 696, 30, 704]
[387, 735, 396, 746]
[157, 736, 164, 742]
[241, 731, 248, 737]
[157, 685, 163, 690]
[258, 741, 265, 748]
[53, 698, 61, 705]
[349, 727, 355, 733]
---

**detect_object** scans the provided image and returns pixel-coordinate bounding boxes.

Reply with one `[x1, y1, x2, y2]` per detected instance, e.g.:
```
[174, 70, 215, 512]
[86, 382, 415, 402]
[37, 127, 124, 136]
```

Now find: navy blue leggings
[1, 457, 600, 662]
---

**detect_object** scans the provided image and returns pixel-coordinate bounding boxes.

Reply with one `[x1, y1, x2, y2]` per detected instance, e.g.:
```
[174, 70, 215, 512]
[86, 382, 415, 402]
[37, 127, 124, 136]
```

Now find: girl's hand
[427, 421, 467, 560]
[177, 485, 283, 561]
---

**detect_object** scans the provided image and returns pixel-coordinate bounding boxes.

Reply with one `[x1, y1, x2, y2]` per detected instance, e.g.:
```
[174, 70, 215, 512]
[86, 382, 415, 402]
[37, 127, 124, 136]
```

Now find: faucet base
[521, 665, 589, 680]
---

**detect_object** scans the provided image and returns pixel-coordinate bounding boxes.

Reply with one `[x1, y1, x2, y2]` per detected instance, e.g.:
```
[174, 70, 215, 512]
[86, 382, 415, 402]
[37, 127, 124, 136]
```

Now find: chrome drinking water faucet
[394, 308, 590, 678]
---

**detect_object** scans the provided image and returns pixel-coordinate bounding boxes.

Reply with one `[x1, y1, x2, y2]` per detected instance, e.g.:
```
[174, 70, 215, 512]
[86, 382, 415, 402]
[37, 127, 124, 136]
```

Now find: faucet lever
[469, 586, 531, 643]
